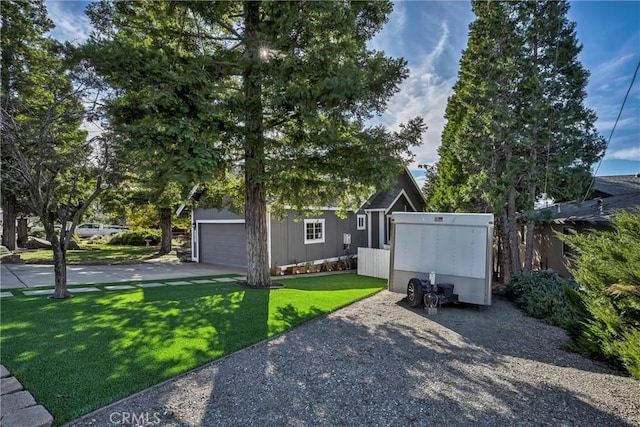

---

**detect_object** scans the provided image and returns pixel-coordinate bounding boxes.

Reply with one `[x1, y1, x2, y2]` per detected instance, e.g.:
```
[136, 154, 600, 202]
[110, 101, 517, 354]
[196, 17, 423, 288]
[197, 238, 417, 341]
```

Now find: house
[191, 168, 426, 269]
[528, 174, 640, 278]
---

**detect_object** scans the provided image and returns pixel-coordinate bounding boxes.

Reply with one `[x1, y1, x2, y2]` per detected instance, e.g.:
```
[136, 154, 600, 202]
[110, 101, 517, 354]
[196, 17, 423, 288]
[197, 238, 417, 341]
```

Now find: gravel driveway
[69, 291, 639, 427]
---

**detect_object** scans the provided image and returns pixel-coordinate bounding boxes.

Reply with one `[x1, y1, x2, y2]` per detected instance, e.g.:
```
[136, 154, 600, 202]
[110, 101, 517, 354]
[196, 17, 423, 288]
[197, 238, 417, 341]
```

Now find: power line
[582, 58, 640, 202]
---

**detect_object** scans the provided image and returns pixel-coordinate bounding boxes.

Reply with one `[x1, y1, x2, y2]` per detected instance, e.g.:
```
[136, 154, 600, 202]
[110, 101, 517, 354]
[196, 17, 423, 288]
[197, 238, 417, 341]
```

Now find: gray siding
[370, 211, 381, 249]
[398, 171, 426, 212]
[531, 222, 612, 279]
[269, 211, 367, 266]
[388, 193, 411, 213]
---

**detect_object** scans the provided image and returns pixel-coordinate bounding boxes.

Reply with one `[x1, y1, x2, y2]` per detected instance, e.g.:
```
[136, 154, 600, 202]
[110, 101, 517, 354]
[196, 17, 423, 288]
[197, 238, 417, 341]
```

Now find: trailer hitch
[406, 278, 459, 312]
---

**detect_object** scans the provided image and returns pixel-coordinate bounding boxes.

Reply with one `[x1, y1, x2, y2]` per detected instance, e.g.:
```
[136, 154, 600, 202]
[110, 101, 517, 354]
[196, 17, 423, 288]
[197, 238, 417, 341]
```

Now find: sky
[46, 0, 640, 185]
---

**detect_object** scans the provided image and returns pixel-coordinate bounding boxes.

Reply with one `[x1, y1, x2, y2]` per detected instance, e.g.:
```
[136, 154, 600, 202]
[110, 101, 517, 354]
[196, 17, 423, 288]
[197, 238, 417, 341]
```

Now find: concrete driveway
[0, 261, 244, 289]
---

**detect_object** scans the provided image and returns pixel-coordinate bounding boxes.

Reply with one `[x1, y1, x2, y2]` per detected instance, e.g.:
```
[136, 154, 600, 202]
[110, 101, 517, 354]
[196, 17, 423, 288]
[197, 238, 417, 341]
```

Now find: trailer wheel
[407, 279, 423, 307]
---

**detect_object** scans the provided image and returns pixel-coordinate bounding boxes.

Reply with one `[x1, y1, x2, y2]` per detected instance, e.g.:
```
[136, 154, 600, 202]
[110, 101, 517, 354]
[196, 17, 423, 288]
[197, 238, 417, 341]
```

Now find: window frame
[357, 214, 366, 231]
[304, 218, 325, 244]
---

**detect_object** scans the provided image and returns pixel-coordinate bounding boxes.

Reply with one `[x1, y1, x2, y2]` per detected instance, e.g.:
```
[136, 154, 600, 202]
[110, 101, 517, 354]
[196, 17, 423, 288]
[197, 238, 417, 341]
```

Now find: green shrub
[506, 270, 580, 330]
[107, 229, 161, 246]
[560, 209, 640, 379]
[84, 234, 110, 245]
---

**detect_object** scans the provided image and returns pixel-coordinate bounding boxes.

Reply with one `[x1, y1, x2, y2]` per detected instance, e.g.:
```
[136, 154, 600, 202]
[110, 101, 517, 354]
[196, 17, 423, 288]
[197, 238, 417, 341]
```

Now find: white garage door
[198, 223, 247, 268]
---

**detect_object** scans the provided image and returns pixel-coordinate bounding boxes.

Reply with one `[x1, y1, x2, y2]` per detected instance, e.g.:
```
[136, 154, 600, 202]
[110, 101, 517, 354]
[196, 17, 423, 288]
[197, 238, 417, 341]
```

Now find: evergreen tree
[1, 0, 53, 250]
[1, 0, 117, 298]
[431, 0, 605, 282]
[85, 0, 425, 287]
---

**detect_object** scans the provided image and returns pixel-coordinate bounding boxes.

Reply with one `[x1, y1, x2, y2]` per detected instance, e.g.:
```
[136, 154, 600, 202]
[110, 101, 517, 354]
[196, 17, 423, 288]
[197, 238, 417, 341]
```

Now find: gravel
[68, 291, 639, 427]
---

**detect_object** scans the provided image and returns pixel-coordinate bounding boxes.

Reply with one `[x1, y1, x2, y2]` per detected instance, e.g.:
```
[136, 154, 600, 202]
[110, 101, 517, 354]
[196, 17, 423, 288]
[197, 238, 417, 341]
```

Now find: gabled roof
[543, 174, 640, 224]
[363, 168, 427, 211]
[592, 174, 640, 197]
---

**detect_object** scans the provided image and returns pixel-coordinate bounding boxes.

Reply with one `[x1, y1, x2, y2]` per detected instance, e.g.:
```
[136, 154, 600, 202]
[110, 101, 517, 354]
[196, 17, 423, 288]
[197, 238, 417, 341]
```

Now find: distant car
[75, 223, 129, 238]
[29, 223, 61, 234]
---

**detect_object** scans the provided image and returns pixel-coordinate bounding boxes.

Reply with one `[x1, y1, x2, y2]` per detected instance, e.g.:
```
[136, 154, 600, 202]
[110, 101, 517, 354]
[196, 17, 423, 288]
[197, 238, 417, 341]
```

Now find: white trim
[194, 219, 246, 263]
[191, 209, 197, 262]
[406, 168, 429, 205]
[303, 218, 325, 244]
[385, 189, 417, 214]
[378, 213, 384, 249]
[357, 214, 366, 231]
[367, 212, 372, 248]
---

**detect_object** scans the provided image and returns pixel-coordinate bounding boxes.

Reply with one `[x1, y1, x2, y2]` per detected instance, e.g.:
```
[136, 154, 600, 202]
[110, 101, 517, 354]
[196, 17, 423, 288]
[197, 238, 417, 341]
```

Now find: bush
[84, 234, 110, 245]
[560, 209, 640, 379]
[506, 270, 580, 330]
[107, 229, 161, 246]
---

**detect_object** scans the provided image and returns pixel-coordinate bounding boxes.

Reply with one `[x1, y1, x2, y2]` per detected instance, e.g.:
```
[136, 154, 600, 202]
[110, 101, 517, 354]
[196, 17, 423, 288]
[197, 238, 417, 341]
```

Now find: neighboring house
[191, 168, 426, 268]
[528, 174, 640, 278]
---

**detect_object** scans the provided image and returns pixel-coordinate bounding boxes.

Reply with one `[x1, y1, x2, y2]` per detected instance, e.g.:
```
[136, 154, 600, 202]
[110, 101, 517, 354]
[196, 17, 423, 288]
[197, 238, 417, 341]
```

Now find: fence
[357, 247, 390, 279]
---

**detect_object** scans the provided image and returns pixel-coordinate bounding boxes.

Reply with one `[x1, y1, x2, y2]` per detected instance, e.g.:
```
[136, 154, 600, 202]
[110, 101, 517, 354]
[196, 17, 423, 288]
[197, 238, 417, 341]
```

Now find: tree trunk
[523, 220, 536, 274]
[499, 214, 512, 284]
[243, 1, 271, 287]
[2, 193, 16, 250]
[158, 206, 172, 255]
[493, 221, 503, 283]
[50, 232, 71, 299]
[507, 185, 521, 279]
[17, 218, 28, 246]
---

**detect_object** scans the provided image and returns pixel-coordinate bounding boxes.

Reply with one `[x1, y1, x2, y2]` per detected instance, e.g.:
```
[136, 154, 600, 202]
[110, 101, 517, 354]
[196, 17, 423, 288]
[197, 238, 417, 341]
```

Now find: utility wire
[582, 58, 640, 202]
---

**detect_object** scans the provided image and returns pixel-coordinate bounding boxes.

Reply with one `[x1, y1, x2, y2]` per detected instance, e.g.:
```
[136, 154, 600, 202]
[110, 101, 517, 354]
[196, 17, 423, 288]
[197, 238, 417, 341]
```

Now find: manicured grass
[12, 245, 170, 264]
[0, 274, 385, 425]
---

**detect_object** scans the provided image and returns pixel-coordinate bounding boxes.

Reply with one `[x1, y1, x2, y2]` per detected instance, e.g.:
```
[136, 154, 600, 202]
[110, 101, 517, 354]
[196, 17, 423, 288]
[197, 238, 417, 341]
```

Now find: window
[357, 214, 366, 231]
[304, 219, 325, 244]
[562, 227, 574, 257]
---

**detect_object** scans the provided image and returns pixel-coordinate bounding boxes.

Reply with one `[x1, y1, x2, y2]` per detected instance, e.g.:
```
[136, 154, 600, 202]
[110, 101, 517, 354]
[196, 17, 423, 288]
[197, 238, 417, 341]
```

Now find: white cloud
[590, 53, 636, 85]
[596, 116, 640, 133]
[367, 2, 475, 176]
[607, 146, 640, 161]
[377, 21, 458, 169]
[413, 173, 427, 190]
[46, 1, 92, 45]
[369, 2, 407, 55]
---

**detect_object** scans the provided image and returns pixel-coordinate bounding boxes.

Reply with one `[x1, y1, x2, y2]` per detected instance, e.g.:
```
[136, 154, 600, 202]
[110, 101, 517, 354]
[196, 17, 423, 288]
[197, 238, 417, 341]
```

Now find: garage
[198, 222, 247, 268]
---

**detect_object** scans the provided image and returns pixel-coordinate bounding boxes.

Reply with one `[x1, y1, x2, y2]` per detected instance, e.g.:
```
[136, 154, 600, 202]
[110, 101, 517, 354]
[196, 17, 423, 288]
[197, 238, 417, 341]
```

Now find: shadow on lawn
[0, 275, 385, 424]
[280, 273, 385, 291]
[81, 292, 637, 427]
[0, 283, 328, 425]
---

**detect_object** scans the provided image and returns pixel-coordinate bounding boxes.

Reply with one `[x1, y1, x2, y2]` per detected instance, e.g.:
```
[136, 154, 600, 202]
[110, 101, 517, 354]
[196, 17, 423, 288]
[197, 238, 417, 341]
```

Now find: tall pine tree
[431, 0, 605, 282]
[86, 1, 425, 287]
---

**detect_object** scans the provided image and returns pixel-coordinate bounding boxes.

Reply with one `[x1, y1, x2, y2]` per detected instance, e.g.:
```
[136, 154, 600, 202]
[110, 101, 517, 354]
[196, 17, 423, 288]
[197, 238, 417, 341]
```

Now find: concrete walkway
[0, 261, 244, 290]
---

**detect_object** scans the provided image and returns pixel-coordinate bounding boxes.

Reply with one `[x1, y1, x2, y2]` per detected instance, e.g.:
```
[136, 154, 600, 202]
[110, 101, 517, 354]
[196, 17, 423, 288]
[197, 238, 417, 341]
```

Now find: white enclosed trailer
[388, 212, 494, 306]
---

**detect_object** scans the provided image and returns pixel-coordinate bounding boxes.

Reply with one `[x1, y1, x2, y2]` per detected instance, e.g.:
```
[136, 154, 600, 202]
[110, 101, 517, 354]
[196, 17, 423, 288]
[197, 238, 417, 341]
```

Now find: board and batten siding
[269, 211, 367, 266]
[357, 247, 390, 279]
[369, 211, 381, 249]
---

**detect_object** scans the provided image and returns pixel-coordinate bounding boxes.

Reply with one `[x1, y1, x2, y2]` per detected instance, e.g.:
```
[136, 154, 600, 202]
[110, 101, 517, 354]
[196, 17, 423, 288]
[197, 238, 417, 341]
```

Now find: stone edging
[0, 364, 53, 427]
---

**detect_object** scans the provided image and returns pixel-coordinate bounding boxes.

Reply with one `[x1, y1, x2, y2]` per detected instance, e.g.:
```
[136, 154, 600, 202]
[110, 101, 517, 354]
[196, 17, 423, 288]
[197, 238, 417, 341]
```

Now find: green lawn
[0, 274, 385, 425]
[11, 245, 171, 264]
